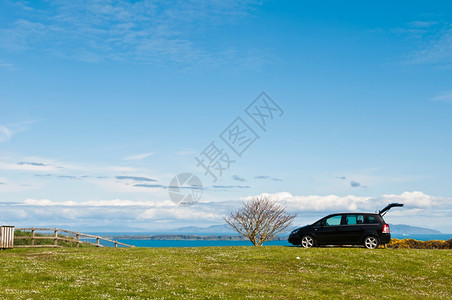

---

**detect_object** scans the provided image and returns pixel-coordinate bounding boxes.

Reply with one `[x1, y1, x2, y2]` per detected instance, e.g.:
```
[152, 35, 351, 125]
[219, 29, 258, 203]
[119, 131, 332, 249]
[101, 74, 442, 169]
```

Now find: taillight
[382, 224, 390, 233]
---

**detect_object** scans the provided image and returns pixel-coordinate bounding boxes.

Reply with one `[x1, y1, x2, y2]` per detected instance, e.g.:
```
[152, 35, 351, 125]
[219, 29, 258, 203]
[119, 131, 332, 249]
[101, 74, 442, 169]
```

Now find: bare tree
[225, 196, 296, 246]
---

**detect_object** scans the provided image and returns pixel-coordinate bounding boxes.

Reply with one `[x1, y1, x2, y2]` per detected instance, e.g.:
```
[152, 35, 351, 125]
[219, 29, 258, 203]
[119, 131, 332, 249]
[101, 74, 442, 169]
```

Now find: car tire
[300, 235, 315, 248]
[363, 236, 379, 249]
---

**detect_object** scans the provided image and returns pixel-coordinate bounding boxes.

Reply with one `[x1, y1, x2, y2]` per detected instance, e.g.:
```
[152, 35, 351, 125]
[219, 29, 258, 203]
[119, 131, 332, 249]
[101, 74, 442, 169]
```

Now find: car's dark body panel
[288, 212, 391, 247]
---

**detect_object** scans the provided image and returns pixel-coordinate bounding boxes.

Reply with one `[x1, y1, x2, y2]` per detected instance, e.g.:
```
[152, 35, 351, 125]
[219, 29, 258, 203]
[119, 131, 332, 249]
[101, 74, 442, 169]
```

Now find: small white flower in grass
[296, 257, 300, 259]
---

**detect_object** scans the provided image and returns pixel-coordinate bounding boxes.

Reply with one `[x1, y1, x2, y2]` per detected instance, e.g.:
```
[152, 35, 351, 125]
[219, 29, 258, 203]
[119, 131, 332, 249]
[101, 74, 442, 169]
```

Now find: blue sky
[1, 0, 451, 232]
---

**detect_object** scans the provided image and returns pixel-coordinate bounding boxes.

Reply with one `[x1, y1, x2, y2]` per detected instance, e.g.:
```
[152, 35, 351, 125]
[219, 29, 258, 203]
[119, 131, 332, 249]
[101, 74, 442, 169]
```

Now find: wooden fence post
[31, 228, 35, 246]
[54, 229, 58, 246]
[0, 226, 15, 249]
[96, 237, 100, 247]
[76, 233, 80, 248]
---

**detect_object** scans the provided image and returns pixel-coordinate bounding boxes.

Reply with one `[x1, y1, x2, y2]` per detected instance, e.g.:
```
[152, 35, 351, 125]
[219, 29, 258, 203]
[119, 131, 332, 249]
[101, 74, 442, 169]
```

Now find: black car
[288, 203, 404, 249]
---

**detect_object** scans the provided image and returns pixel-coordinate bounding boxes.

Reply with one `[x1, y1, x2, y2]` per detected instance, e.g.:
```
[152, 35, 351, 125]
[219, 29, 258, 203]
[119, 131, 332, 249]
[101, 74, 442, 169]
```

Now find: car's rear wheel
[300, 235, 315, 248]
[363, 236, 379, 249]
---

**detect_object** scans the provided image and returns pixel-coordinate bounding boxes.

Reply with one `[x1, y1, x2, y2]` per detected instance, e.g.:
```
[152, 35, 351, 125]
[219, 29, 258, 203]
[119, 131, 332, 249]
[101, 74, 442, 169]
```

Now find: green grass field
[0, 246, 451, 299]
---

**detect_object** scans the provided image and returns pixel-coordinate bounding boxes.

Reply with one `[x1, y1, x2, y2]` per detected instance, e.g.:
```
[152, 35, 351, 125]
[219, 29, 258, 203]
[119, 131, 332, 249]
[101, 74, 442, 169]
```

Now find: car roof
[323, 212, 380, 217]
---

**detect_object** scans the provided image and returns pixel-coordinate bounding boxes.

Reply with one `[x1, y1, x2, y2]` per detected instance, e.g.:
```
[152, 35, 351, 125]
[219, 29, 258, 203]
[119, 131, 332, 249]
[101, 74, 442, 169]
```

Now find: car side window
[364, 215, 379, 224]
[345, 214, 365, 225]
[346, 214, 357, 225]
[356, 215, 364, 224]
[325, 215, 342, 226]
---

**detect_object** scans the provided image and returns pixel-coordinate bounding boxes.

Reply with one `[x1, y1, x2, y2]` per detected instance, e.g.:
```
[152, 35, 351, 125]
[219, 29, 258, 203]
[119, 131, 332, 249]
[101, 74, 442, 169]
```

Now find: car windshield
[325, 215, 342, 226]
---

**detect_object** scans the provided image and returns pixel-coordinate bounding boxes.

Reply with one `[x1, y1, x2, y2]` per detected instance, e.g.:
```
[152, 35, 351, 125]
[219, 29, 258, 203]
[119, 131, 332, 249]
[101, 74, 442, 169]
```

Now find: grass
[0, 246, 451, 299]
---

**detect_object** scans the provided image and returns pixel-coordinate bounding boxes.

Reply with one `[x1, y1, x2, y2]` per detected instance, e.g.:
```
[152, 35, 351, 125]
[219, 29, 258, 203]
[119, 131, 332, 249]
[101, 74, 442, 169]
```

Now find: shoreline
[107, 234, 288, 241]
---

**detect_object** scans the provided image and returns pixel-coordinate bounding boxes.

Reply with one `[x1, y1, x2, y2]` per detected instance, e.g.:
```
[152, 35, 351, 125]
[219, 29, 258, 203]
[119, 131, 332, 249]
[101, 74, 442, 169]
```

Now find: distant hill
[389, 224, 441, 234]
[177, 225, 237, 235]
[109, 234, 287, 241]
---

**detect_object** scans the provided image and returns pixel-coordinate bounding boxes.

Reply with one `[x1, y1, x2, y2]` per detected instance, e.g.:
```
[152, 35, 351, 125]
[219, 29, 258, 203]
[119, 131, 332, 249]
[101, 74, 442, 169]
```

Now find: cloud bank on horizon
[1, 190, 450, 233]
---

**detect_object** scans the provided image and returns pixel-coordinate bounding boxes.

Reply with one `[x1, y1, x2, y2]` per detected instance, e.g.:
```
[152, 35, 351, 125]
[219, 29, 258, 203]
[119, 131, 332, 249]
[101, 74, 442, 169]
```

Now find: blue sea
[104, 233, 452, 248]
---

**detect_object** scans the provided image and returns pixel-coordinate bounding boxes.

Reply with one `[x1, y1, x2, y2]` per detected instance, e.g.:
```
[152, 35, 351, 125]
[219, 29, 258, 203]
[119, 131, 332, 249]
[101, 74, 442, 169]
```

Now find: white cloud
[0, 198, 222, 230]
[0, 161, 59, 171]
[0, 59, 14, 70]
[431, 91, 452, 103]
[23, 198, 176, 207]
[378, 191, 435, 208]
[243, 191, 445, 212]
[0, 156, 140, 174]
[176, 149, 197, 156]
[0, 0, 266, 68]
[0, 154, 171, 202]
[13, 191, 449, 216]
[409, 25, 452, 65]
[408, 21, 437, 28]
[123, 152, 154, 160]
[0, 125, 12, 142]
[0, 179, 40, 193]
[0, 19, 47, 50]
[243, 192, 372, 212]
[0, 121, 38, 143]
[1, 190, 451, 232]
[139, 207, 221, 221]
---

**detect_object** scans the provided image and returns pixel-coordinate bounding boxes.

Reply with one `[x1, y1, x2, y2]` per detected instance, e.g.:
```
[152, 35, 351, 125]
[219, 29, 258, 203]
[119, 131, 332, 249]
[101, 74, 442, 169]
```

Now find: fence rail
[14, 228, 134, 248]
